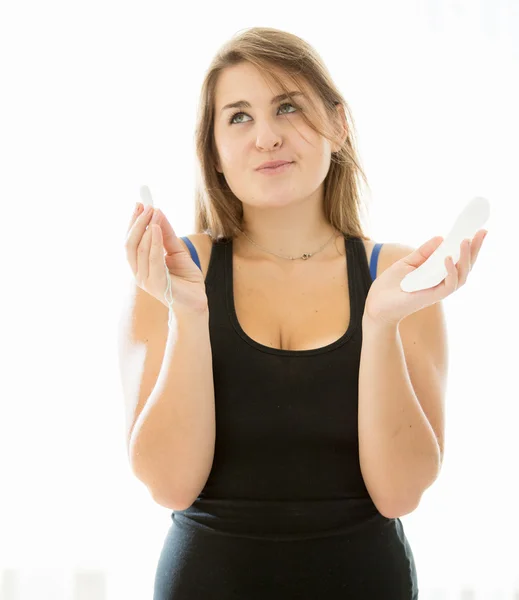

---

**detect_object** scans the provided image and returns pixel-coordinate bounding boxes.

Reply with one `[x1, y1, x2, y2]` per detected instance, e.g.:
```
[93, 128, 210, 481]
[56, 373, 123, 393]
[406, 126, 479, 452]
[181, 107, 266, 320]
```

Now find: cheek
[304, 137, 332, 163]
[218, 141, 243, 167]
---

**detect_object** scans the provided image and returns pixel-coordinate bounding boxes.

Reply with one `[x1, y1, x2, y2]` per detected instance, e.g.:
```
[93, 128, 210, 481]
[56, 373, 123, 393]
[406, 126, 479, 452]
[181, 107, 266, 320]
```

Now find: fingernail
[151, 210, 160, 223]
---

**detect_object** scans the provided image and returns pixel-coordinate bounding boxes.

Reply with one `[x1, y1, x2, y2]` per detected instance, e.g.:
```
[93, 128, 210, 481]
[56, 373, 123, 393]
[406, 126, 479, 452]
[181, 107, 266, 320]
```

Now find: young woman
[120, 26, 487, 599]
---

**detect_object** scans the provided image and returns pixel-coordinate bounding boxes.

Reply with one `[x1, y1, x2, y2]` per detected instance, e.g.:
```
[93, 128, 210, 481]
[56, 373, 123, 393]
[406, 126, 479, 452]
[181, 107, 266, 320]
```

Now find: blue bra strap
[179, 236, 202, 271]
[179, 236, 381, 279]
[370, 243, 383, 281]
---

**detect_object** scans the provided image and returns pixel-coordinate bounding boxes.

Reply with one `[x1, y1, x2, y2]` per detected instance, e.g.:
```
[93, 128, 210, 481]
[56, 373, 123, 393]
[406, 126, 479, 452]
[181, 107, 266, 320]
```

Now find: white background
[1, 0, 518, 598]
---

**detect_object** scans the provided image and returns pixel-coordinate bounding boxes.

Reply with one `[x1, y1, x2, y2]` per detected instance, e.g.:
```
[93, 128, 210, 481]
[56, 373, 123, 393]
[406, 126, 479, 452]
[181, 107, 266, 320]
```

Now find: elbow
[376, 467, 441, 518]
[150, 487, 195, 511]
[376, 494, 421, 519]
[379, 502, 418, 520]
[131, 464, 197, 511]
[130, 456, 197, 511]
[366, 478, 422, 519]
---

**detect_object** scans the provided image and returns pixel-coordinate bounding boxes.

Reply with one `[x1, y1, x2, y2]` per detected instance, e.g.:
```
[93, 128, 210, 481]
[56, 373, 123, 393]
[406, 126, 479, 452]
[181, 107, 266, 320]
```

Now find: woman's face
[213, 62, 341, 210]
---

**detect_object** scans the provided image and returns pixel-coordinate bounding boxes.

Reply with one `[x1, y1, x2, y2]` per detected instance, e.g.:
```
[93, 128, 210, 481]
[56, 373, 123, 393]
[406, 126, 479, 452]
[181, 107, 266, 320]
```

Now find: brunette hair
[192, 26, 372, 242]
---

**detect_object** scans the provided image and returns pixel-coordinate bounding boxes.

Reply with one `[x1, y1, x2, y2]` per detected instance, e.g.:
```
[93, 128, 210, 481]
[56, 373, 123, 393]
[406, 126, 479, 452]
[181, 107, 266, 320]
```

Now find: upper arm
[117, 280, 169, 460]
[376, 243, 449, 467]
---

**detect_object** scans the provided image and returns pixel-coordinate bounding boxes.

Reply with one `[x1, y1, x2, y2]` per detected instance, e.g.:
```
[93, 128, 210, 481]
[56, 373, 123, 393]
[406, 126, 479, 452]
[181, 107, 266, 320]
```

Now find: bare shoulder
[374, 241, 415, 274]
[177, 233, 213, 281]
[362, 239, 415, 278]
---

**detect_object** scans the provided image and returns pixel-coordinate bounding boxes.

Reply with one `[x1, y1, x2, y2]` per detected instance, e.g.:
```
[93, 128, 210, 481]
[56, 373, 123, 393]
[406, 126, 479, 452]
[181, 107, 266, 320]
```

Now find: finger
[126, 202, 143, 235]
[137, 223, 153, 284]
[151, 209, 185, 257]
[458, 239, 471, 286]
[150, 224, 168, 298]
[465, 237, 472, 271]
[125, 204, 154, 274]
[445, 254, 459, 291]
[404, 236, 444, 268]
[470, 229, 487, 264]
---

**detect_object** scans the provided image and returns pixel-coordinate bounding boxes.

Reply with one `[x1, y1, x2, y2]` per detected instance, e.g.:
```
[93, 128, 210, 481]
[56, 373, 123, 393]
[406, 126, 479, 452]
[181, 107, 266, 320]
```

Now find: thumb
[403, 236, 444, 269]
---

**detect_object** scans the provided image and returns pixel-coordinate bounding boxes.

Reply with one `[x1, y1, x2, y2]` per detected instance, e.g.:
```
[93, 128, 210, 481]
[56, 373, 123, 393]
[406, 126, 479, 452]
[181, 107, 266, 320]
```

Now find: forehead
[215, 62, 309, 107]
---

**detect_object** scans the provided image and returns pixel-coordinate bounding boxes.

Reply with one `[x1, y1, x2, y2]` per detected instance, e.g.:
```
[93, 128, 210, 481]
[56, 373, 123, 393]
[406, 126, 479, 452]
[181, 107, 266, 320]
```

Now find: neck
[234, 206, 339, 261]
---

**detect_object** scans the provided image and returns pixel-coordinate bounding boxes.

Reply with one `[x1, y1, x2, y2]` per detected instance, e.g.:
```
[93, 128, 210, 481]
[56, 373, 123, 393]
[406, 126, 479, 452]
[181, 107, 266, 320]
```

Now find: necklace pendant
[301, 253, 311, 260]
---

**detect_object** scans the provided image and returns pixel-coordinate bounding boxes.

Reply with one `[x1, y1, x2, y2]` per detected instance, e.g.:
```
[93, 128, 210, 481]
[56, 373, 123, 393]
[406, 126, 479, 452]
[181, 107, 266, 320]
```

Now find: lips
[257, 160, 292, 170]
[256, 161, 294, 176]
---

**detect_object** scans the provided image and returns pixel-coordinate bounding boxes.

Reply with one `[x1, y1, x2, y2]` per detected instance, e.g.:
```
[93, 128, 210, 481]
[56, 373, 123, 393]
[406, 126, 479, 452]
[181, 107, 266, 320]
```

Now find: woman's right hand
[125, 203, 208, 313]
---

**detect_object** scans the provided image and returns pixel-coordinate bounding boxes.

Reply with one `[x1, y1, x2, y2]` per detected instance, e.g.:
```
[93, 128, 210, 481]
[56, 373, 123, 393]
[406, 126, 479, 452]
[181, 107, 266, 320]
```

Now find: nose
[256, 136, 282, 152]
[253, 115, 285, 152]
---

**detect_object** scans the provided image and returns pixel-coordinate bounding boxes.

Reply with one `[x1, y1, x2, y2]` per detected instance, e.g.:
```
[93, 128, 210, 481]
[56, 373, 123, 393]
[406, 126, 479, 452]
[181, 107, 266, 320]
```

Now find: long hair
[192, 27, 372, 242]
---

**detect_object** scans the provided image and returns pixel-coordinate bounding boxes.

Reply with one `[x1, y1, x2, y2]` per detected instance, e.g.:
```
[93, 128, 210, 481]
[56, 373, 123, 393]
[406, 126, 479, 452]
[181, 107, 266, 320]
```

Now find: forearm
[129, 304, 216, 509]
[358, 314, 441, 516]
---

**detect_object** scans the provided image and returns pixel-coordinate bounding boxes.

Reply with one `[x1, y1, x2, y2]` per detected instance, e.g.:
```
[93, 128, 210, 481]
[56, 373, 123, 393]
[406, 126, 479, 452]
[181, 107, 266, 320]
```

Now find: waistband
[173, 497, 391, 541]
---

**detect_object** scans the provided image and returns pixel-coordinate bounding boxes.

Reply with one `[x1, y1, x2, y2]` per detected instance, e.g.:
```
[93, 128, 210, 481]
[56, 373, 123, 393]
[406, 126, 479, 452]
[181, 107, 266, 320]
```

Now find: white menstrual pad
[400, 196, 490, 293]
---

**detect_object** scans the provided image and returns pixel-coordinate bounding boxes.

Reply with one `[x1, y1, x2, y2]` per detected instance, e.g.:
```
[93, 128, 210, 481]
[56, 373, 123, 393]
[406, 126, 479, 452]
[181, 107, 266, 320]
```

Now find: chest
[231, 240, 374, 352]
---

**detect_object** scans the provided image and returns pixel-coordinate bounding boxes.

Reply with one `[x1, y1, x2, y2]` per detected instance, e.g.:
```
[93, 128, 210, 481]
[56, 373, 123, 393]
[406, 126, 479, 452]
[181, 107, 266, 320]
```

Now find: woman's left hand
[363, 229, 488, 326]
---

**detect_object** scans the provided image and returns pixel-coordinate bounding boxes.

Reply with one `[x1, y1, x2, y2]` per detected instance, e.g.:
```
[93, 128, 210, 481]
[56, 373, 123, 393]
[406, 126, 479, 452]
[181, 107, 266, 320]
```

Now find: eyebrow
[220, 91, 306, 114]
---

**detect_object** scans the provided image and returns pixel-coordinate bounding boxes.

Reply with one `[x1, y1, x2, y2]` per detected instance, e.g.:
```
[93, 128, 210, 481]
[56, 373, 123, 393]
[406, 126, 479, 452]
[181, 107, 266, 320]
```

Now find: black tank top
[174, 233, 392, 539]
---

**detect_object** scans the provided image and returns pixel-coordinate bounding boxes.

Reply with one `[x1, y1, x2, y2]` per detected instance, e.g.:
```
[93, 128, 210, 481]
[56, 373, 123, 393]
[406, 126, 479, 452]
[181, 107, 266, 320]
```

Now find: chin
[256, 194, 303, 208]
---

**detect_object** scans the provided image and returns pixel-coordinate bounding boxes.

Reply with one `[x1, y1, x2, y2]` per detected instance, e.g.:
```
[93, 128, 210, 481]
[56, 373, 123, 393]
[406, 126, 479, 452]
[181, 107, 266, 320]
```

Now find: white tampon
[139, 185, 175, 328]
[400, 196, 490, 293]
[140, 185, 154, 207]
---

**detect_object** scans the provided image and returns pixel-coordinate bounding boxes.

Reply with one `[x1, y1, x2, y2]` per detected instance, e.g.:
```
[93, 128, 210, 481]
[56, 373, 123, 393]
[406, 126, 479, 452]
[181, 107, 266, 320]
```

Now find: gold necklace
[235, 227, 338, 261]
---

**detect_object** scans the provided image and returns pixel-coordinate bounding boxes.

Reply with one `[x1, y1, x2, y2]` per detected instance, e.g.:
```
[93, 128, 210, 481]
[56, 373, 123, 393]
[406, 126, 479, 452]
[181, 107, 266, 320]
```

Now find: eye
[228, 102, 298, 125]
